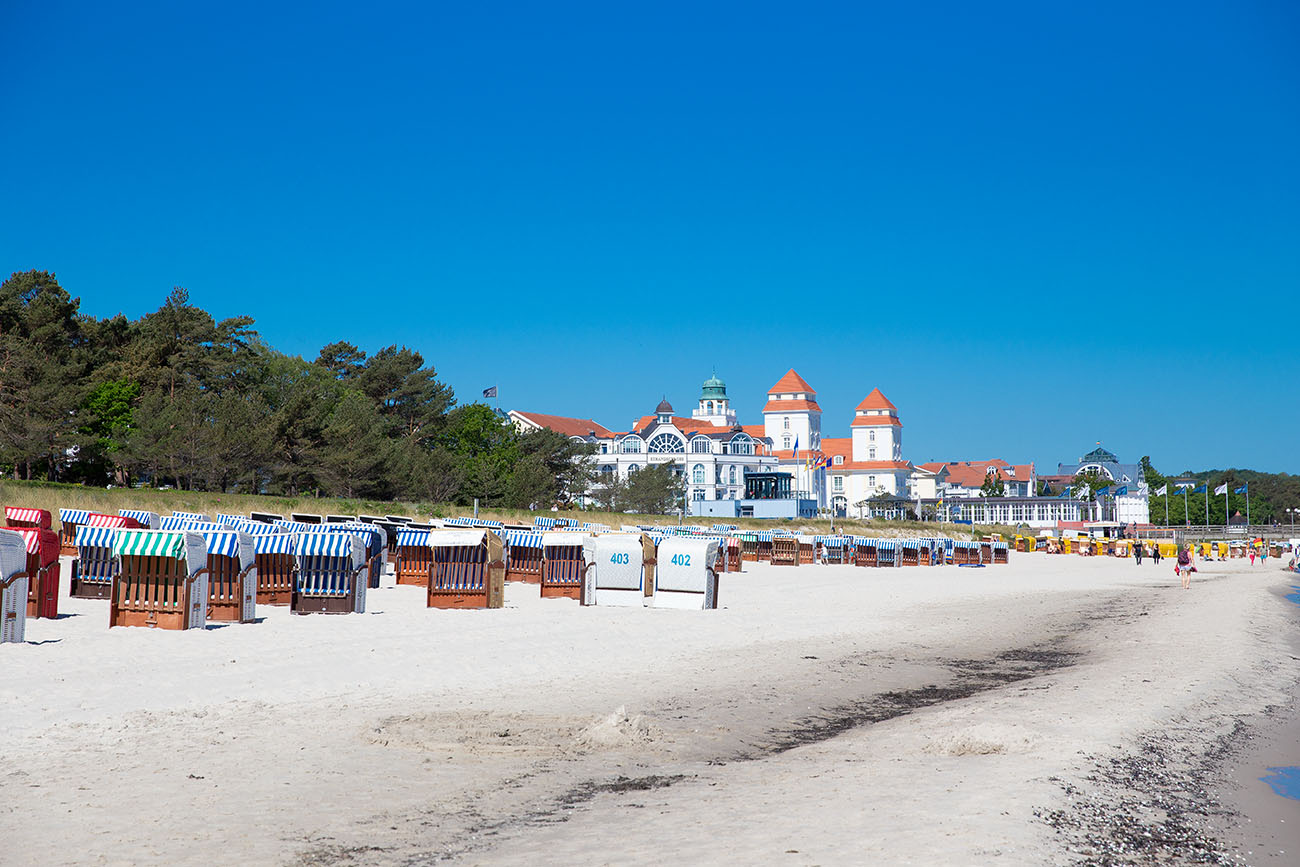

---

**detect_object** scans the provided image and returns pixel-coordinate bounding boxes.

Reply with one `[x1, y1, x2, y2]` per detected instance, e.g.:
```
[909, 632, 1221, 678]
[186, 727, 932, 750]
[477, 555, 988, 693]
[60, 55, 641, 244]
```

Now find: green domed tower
[694, 371, 736, 427]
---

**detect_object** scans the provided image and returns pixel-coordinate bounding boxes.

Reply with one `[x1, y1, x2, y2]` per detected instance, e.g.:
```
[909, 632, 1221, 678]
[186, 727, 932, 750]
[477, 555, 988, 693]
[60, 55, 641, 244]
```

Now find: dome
[655, 397, 674, 415]
[700, 371, 727, 399]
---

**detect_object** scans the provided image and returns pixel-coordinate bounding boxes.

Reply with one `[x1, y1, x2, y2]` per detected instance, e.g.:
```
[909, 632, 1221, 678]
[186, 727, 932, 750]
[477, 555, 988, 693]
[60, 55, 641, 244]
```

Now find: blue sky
[2, 1, 1297, 474]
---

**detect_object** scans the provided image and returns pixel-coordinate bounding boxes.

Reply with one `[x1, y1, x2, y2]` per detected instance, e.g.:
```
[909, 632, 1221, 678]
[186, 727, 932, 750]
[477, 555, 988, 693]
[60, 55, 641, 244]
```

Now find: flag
[482, 386, 497, 398]
[1114, 485, 1128, 496]
[1156, 484, 1168, 496]
[1095, 486, 1110, 497]
[1059, 486, 1073, 498]
[792, 437, 798, 460]
[1234, 484, 1248, 494]
[1191, 485, 1207, 494]
[1214, 483, 1228, 495]
[1175, 482, 1193, 489]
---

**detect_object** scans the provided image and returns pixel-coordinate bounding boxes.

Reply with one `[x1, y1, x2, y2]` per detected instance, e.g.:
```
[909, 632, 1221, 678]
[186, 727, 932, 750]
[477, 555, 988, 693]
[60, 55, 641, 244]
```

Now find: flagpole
[1245, 485, 1250, 529]
[1224, 487, 1228, 530]
[1182, 485, 1188, 526]
[1204, 485, 1209, 527]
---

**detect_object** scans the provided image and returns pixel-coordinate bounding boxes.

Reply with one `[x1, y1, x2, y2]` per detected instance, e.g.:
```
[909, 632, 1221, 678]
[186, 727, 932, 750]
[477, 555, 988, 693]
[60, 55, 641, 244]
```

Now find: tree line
[1140, 457, 1298, 527]
[0, 270, 597, 507]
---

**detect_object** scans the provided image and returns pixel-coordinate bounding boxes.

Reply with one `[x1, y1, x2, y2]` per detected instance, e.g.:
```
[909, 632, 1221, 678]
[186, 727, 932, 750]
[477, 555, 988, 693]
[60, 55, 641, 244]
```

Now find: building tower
[763, 369, 824, 505]
[851, 388, 902, 463]
[692, 371, 737, 427]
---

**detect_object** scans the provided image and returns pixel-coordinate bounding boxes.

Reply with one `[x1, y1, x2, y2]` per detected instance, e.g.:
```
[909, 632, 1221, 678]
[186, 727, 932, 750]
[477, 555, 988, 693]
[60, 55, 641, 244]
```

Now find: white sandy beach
[2, 552, 1297, 866]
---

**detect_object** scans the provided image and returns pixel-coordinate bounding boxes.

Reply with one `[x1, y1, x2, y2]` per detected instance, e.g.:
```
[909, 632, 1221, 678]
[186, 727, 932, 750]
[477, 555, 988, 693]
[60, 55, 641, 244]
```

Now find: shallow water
[1261, 766, 1300, 800]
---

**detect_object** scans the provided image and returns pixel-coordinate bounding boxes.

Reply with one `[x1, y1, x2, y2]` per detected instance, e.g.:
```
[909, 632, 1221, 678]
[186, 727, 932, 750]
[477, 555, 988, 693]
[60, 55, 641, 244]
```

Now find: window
[621, 436, 642, 454]
[691, 437, 712, 454]
[833, 455, 843, 465]
[783, 417, 790, 430]
[833, 476, 843, 491]
[628, 464, 639, 473]
[600, 444, 608, 454]
[692, 464, 705, 484]
[692, 489, 705, 501]
[869, 430, 875, 442]
[706, 401, 713, 413]
[729, 466, 737, 484]
[868, 447, 876, 460]
[730, 434, 753, 456]
[868, 475, 876, 488]
[601, 465, 614, 475]
[783, 436, 791, 450]
[647, 433, 684, 453]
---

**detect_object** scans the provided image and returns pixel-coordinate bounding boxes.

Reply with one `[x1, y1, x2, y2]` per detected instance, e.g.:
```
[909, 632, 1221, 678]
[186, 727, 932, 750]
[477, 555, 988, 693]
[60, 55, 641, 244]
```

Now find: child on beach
[1249, 547, 1256, 566]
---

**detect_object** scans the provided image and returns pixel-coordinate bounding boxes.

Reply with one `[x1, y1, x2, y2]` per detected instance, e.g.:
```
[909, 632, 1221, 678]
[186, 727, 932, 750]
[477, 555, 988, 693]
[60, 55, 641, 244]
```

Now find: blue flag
[1234, 484, 1248, 494]
[1191, 485, 1207, 494]
[1113, 485, 1128, 496]
[1095, 486, 1110, 496]
[792, 436, 799, 459]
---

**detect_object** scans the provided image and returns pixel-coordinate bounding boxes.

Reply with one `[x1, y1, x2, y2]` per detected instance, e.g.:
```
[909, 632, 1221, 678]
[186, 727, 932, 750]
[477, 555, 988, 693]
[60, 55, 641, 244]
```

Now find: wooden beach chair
[0, 530, 30, 644]
[900, 539, 920, 566]
[540, 531, 589, 600]
[651, 538, 720, 610]
[17, 528, 60, 619]
[109, 530, 210, 630]
[199, 529, 257, 623]
[855, 538, 878, 567]
[5, 506, 51, 530]
[253, 531, 296, 605]
[292, 532, 370, 614]
[503, 529, 544, 584]
[70, 524, 119, 599]
[797, 535, 816, 565]
[992, 540, 1009, 564]
[395, 527, 433, 587]
[771, 536, 798, 567]
[118, 509, 160, 529]
[58, 508, 90, 557]
[427, 529, 505, 609]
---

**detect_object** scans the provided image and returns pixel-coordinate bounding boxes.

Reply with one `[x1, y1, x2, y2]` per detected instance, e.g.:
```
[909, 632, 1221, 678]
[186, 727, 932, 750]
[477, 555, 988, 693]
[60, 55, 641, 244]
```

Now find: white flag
[1156, 484, 1168, 496]
[1214, 483, 1228, 495]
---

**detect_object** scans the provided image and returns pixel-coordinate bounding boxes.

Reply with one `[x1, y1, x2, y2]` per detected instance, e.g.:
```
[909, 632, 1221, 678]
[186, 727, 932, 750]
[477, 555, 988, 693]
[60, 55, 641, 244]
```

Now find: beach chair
[17, 528, 60, 619]
[0, 530, 30, 644]
[951, 540, 976, 565]
[395, 527, 433, 587]
[503, 530, 544, 583]
[771, 536, 798, 567]
[855, 539, 878, 567]
[290, 513, 324, 525]
[253, 531, 296, 605]
[877, 539, 899, 567]
[993, 541, 1009, 564]
[900, 539, 920, 566]
[540, 531, 589, 600]
[582, 534, 652, 607]
[723, 536, 742, 571]
[58, 508, 90, 557]
[979, 538, 994, 563]
[249, 511, 283, 524]
[818, 536, 845, 565]
[199, 529, 257, 623]
[70, 525, 119, 599]
[427, 529, 505, 609]
[651, 538, 720, 610]
[118, 509, 159, 529]
[110, 530, 210, 630]
[797, 535, 816, 565]
[5, 506, 52, 530]
[292, 532, 369, 614]
[326, 523, 386, 588]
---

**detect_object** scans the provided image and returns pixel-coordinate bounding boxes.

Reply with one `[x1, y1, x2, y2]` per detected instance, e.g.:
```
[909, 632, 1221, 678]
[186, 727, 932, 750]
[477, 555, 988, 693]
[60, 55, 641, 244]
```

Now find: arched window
[628, 463, 639, 473]
[783, 436, 791, 450]
[647, 433, 684, 453]
[729, 466, 737, 484]
[833, 455, 843, 465]
[783, 417, 790, 430]
[869, 430, 875, 442]
[691, 437, 712, 454]
[601, 465, 614, 475]
[621, 436, 642, 454]
[730, 434, 753, 456]
[706, 401, 713, 413]
[692, 464, 705, 484]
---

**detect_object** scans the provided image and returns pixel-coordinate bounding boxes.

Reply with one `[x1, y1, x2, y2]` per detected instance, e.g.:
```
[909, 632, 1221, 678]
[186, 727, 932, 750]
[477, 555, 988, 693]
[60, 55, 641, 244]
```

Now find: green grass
[0, 479, 1013, 539]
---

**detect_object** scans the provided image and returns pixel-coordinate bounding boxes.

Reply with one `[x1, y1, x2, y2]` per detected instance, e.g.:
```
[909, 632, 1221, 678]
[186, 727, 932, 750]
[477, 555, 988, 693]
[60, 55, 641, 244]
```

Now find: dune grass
[0, 479, 1015, 539]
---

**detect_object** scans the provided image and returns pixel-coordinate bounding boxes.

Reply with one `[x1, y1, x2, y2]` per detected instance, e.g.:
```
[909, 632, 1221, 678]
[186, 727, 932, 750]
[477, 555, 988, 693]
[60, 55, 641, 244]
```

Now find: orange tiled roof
[850, 415, 902, 427]
[916, 462, 948, 473]
[855, 388, 897, 412]
[766, 369, 816, 395]
[820, 437, 852, 457]
[762, 398, 822, 413]
[513, 411, 613, 439]
[631, 415, 719, 435]
[833, 459, 912, 471]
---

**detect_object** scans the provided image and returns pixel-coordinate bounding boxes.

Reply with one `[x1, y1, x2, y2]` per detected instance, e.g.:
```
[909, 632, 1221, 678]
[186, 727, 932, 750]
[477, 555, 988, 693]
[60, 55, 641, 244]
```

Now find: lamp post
[1288, 507, 1297, 533]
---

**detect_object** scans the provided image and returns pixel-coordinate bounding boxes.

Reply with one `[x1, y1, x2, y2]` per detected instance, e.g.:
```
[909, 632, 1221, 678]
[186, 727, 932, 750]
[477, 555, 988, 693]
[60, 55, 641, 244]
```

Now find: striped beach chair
[0, 530, 30, 644]
[88, 513, 141, 530]
[5, 506, 51, 530]
[326, 523, 386, 588]
[118, 509, 160, 529]
[110, 530, 210, 630]
[253, 530, 296, 605]
[722, 535, 742, 572]
[199, 529, 257, 623]
[651, 538, 720, 610]
[797, 535, 817, 565]
[992, 540, 1009, 564]
[292, 532, 368, 615]
[855, 537, 877, 567]
[16, 528, 60, 619]
[817, 536, 846, 565]
[900, 539, 920, 566]
[503, 529, 544, 583]
[771, 535, 799, 567]
[427, 529, 505, 609]
[71, 525, 119, 598]
[58, 508, 91, 557]
[395, 527, 433, 587]
[541, 531, 590, 600]
[877, 539, 899, 567]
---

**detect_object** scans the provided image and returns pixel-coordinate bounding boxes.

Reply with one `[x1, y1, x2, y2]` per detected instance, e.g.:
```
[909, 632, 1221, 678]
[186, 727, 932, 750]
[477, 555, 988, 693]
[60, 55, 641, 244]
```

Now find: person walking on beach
[1249, 546, 1256, 566]
[1177, 544, 1193, 589]
[1134, 541, 1144, 565]
[1152, 543, 1162, 566]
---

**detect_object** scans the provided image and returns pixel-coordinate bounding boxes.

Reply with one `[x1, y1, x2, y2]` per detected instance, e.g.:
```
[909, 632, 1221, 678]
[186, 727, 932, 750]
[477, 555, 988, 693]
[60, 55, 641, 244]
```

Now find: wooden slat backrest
[256, 552, 294, 593]
[208, 553, 239, 602]
[433, 544, 486, 591]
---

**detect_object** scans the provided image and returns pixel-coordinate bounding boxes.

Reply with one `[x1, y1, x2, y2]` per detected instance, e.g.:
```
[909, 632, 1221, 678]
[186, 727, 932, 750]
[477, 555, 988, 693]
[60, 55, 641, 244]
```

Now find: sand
[2, 552, 1297, 866]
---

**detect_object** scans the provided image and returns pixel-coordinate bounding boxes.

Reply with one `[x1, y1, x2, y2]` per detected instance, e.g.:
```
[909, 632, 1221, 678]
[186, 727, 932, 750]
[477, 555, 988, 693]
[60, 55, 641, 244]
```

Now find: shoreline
[3, 555, 1297, 865]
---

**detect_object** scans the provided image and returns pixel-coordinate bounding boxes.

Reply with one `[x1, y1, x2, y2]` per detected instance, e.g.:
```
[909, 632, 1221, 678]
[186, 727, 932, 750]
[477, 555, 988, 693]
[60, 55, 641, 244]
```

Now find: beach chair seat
[71, 525, 119, 599]
[16, 528, 60, 619]
[771, 537, 798, 566]
[540, 532, 589, 600]
[110, 530, 210, 630]
[292, 532, 369, 615]
[395, 527, 434, 587]
[428, 529, 505, 609]
[651, 538, 720, 610]
[0, 530, 30, 644]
